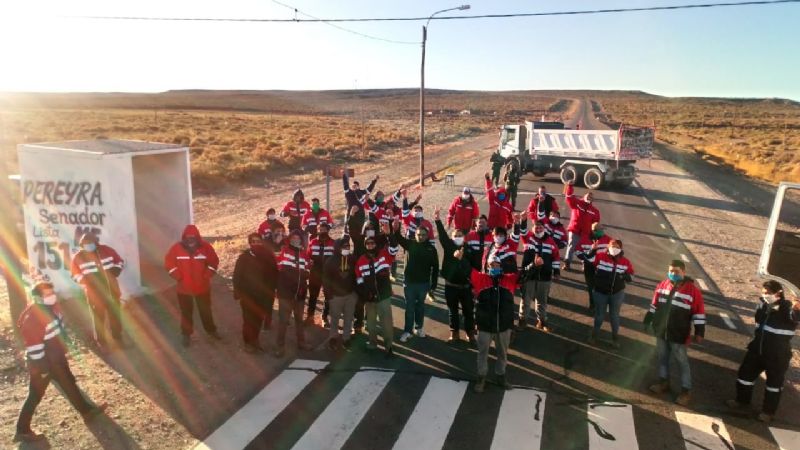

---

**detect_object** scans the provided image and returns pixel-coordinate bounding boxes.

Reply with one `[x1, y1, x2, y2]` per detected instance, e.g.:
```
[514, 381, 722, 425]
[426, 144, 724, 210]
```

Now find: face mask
[376, 197, 384, 205]
[417, 234, 428, 243]
[268, 214, 277, 221]
[414, 212, 424, 219]
[488, 267, 503, 277]
[762, 293, 781, 302]
[497, 194, 506, 201]
[42, 294, 57, 306]
[494, 236, 506, 245]
[668, 272, 683, 283]
[478, 223, 488, 231]
[608, 247, 621, 256]
[461, 194, 470, 201]
[534, 231, 545, 239]
[549, 217, 559, 224]
[341, 249, 351, 256]
[365, 230, 376, 238]
[452, 237, 465, 246]
[291, 240, 302, 249]
[593, 230, 605, 239]
[585, 197, 593, 204]
[83, 243, 97, 252]
[312, 204, 320, 213]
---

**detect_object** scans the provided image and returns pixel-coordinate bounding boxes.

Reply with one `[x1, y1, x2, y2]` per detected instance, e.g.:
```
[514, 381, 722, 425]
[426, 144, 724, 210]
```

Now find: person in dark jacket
[396, 221, 439, 343]
[471, 257, 518, 393]
[588, 239, 634, 348]
[274, 229, 312, 356]
[465, 215, 492, 270]
[489, 152, 506, 185]
[343, 172, 379, 232]
[644, 260, 705, 407]
[519, 221, 561, 332]
[233, 233, 278, 353]
[15, 275, 107, 443]
[306, 222, 335, 327]
[355, 231, 399, 356]
[323, 236, 359, 350]
[435, 208, 477, 345]
[348, 205, 392, 333]
[727, 280, 800, 423]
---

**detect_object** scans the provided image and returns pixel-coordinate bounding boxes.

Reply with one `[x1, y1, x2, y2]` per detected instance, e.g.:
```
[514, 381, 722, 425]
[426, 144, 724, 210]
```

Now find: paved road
[192, 103, 800, 450]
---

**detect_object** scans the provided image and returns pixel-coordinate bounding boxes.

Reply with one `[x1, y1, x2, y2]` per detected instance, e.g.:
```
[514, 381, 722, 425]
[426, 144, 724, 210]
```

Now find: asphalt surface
[194, 102, 800, 450]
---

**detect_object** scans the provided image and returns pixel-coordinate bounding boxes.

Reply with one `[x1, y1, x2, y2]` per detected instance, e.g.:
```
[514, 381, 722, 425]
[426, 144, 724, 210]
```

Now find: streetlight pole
[419, 4, 470, 187]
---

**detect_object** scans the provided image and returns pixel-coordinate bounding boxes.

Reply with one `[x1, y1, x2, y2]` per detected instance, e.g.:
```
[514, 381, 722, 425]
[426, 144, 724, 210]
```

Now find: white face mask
[452, 237, 465, 246]
[365, 230, 376, 238]
[42, 294, 57, 306]
[534, 231, 545, 239]
[461, 194, 470, 201]
[494, 236, 506, 245]
[608, 247, 622, 256]
[268, 214, 277, 221]
[549, 217, 559, 224]
[341, 249, 351, 256]
[414, 211, 424, 219]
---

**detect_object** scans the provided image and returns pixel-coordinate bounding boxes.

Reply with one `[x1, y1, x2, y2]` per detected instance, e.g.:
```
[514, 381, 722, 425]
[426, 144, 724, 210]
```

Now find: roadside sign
[758, 182, 800, 294]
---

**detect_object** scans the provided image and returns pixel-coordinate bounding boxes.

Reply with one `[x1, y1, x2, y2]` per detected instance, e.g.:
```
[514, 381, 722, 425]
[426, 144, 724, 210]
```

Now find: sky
[0, 0, 798, 100]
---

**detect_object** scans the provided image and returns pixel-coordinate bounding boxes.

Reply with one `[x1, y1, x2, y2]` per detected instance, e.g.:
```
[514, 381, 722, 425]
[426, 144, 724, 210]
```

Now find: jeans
[521, 280, 551, 324]
[565, 231, 581, 263]
[445, 284, 474, 333]
[178, 292, 217, 337]
[657, 337, 692, 390]
[366, 298, 394, 349]
[403, 282, 430, 333]
[477, 330, 511, 376]
[592, 290, 625, 337]
[328, 292, 358, 341]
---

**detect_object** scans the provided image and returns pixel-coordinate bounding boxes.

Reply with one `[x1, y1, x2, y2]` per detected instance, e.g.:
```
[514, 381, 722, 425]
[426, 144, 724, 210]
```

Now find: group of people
[13, 167, 799, 443]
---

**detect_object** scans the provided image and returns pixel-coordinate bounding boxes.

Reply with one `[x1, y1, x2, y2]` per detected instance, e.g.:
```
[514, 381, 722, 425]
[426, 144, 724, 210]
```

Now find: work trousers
[16, 362, 93, 433]
[240, 293, 271, 345]
[565, 232, 581, 263]
[307, 270, 331, 321]
[735, 347, 791, 415]
[592, 290, 625, 338]
[584, 266, 596, 309]
[87, 291, 122, 343]
[403, 282, 430, 333]
[657, 337, 692, 390]
[521, 279, 551, 324]
[477, 330, 511, 376]
[178, 293, 217, 337]
[277, 296, 306, 348]
[445, 284, 475, 333]
[329, 292, 358, 341]
[366, 298, 394, 349]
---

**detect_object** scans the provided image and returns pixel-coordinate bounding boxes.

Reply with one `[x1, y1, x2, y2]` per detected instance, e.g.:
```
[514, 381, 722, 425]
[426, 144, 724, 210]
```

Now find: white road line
[194, 359, 328, 450]
[697, 279, 709, 291]
[770, 427, 800, 450]
[718, 312, 737, 330]
[393, 377, 468, 450]
[670, 238, 676, 244]
[675, 411, 734, 450]
[680, 254, 690, 263]
[491, 389, 546, 450]
[652, 211, 658, 216]
[587, 402, 639, 450]
[292, 369, 393, 450]
[660, 223, 667, 230]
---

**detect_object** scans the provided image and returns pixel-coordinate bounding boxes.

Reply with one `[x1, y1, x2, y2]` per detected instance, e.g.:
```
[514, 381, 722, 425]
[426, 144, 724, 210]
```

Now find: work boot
[13, 431, 45, 443]
[82, 403, 109, 423]
[725, 399, 747, 410]
[587, 331, 597, 345]
[208, 331, 223, 341]
[497, 374, 513, 390]
[385, 346, 395, 358]
[515, 319, 527, 332]
[448, 331, 461, 343]
[474, 376, 486, 394]
[610, 335, 621, 349]
[648, 379, 670, 394]
[467, 331, 477, 348]
[757, 412, 773, 423]
[675, 389, 692, 407]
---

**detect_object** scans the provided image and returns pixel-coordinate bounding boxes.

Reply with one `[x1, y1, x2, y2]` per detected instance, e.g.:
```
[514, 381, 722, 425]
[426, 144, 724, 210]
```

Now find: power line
[66, 0, 800, 23]
[270, 0, 416, 45]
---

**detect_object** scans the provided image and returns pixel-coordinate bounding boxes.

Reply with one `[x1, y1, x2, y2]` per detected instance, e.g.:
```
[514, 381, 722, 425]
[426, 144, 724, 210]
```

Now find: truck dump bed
[530, 122, 654, 161]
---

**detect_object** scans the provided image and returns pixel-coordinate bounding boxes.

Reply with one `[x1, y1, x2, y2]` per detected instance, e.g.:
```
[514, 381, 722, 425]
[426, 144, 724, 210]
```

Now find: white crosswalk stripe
[491, 389, 546, 450]
[393, 377, 468, 450]
[587, 402, 639, 450]
[770, 427, 800, 450]
[675, 411, 734, 450]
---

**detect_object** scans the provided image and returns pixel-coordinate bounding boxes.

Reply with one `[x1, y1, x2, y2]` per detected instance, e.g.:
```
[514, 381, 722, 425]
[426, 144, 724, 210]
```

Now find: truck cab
[498, 125, 526, 159]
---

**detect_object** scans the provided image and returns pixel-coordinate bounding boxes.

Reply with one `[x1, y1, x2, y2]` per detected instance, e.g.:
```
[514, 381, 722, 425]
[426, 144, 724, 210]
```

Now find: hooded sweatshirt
[280, 189, 311, 231]
[164, 225, 219, 295]
[322, 238, 358, 297]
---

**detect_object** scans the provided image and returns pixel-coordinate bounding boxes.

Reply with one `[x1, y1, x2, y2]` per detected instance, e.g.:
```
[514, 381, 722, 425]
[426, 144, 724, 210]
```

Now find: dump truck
[496, 121, 655, 189]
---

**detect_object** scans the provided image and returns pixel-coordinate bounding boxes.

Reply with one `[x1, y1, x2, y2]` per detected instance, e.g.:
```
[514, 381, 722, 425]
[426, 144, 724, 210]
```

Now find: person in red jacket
[484, 172, 514, 229]
[70, 233, 125, 350]
[15, 275, 107, 443]
[164, 225, 221, 347]
[526, 185, 560, 223]
[563, 181, 600, 269]
[274, 229, 312, 356]
[401, 192, 436, 243]
[447, 187, 480, 233]
[588, 240, 634, 348]
[281, 189, 311, 233]
[302, 197, 334, 240]
[575, 223, 613, 310]
[306, 222, 335, 326]
[257, 208, 283, 242]
[544, 211, 568, 250]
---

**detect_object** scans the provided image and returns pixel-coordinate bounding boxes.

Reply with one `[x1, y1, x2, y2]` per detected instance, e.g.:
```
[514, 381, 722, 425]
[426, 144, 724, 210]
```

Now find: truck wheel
[560, 165, 578, 185]
[583, 167, 605, 190]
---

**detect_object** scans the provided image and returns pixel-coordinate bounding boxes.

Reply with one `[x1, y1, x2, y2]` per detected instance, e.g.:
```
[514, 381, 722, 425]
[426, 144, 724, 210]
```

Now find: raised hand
[392, 218, 402, 232]
[454, 248, 464, 260]
[401, 188, 408, 198]
[414, 194, 422, 203]
[433, 206, 441, 221]
[534, 255, 544, 267]
[484, 171, 490, 179]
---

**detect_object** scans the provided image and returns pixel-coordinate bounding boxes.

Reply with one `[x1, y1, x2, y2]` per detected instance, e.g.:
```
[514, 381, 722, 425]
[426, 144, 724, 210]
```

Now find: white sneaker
[415, 329, 426, 338]
[400, 332, 413, 343]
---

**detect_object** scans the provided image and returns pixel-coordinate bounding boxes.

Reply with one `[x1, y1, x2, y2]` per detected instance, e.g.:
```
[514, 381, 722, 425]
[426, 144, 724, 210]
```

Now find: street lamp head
[459, 5, 471, 10]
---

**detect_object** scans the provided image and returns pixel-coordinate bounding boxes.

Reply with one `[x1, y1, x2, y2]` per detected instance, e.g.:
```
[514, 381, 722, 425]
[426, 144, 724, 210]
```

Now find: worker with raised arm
[484, 172, 514, 229]
[562, 180, 600, 270]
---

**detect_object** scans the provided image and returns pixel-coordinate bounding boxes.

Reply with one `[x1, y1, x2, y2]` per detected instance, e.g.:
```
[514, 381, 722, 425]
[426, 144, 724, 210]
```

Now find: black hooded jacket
[323, 238, 358, 297]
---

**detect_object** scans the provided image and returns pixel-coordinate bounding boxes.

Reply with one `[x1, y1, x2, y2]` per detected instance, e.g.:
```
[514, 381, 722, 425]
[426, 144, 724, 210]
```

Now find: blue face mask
[488, 267, 503, 277]
[668, 272, 682, 283]
[83, 243, 97, 252]
[497, 194, 506, 201]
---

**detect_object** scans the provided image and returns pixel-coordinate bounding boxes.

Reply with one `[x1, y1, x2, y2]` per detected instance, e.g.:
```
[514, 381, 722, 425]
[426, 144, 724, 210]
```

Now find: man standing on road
[302, 197, 334, 241]
[481, 215, 521, 275]
[484, 172, 514, 229]
[274, 230, 312, 357]
[401, 191, 436, 243]
[280, 189, 311, 233]
[355, 229, 399, 356]
[545, 211, 567, 250]
[257, 208, 282, 242]
[588, 239, 634, 349]
[435, 207, 477, 346]
[563, 181, 600, 270]
[575, 223, 613, 310]
[396, 222, 439, 343]
[323, 236, 359, 351]
[164, 225, 222, 348]
[70, 232, 125, 350]
[727, 281, 799, 423]
[519, 221, 561, 332]
[466, 215, 492, 270]
[233, 233, 278, 353]
[472, 257, 517, 393]
[644, 260, 705, 407]
[527, 185, 560, 223]
[447, 187, 480, 234]
[503, 159, 521, 210]
[343, 172, 379, 232]
[306, 222, 335, 327]
[489, 153, 506, 186]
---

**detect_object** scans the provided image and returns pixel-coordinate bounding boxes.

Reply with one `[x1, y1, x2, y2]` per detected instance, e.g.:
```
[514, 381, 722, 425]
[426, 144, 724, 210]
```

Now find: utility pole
[419, 24, 427, 188]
